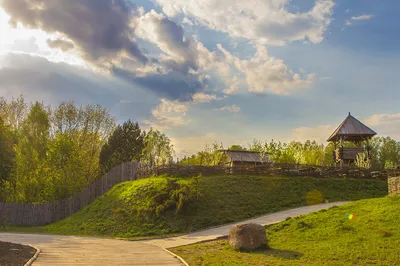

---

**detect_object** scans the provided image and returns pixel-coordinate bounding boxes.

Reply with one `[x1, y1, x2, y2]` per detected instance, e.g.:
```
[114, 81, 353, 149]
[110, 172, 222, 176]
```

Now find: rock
[228, 223, 268, 251]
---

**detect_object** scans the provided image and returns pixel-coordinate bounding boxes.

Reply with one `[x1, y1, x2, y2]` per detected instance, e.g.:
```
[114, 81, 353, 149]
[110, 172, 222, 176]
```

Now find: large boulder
[228, 223, 268, 251]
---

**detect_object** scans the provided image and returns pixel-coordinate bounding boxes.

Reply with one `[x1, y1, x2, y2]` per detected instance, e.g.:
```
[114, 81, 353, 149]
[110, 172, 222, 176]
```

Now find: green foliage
[153, 176, 202, 216]
[100, 120, 144, 174]
[172, 196, 400, 266]
[228, 145, 246, 151]
[141, 128, 175, 166]
[0, 98, 116, 203]
[2, 174, 386, 238]
[179, 143, 227, 166]
[0, 118, 16, 200]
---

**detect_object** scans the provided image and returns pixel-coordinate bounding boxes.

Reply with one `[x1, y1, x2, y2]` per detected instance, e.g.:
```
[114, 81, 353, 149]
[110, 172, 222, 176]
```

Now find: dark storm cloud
[0, 53, 159, 120]
[113, 67, 205, 101]
[143, 12, 199, 74]
[1, 1, 207, 101]
[2, 0, 148, 64]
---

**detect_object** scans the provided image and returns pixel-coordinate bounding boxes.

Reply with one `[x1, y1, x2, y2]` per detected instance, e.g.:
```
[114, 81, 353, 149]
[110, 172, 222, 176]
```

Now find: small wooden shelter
[218, 150, 271, 168]
[327, 112, 377, 167]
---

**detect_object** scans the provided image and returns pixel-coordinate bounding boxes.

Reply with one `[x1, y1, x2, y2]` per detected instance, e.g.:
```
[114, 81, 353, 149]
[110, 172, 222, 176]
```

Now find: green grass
[171, 196, 400, 266]
[1, 174, 388, 238]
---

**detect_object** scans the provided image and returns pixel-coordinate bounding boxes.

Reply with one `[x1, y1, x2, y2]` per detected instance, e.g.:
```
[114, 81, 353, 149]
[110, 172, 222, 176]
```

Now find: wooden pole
[340, 137, 344, 169]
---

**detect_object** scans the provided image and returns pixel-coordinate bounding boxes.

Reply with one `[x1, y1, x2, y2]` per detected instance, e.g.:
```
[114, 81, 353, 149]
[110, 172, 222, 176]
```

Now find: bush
[152, 176, 202, 216]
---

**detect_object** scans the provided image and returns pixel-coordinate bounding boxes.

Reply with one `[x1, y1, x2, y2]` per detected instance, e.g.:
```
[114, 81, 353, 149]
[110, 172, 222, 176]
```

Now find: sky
[0, 0, 399, 158]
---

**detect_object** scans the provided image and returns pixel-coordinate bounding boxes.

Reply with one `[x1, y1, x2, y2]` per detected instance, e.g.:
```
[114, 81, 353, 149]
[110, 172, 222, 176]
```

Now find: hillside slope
[5, 175, 387, 238]
[172, 196, 400, 266]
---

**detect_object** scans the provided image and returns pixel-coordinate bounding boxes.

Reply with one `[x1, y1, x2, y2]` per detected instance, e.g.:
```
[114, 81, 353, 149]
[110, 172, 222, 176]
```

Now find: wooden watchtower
[327, 112, 377, 167]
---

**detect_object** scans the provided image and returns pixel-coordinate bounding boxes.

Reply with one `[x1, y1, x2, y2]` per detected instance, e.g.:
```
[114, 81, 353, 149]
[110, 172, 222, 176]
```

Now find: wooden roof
[327, 113, 377, 142]
[219, 150, 269, 163]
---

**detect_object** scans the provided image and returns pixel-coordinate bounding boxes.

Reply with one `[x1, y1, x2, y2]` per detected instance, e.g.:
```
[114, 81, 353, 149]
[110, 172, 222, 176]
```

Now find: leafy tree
[141, 128, 175, 166]
[228, 145, 246, 151]
[100, 120, 144, 173]
[0, 117, 16, 200]
[0, 95, 28, 131]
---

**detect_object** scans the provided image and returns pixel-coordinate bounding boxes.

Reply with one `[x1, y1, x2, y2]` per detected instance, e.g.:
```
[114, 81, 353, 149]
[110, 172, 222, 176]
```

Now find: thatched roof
[219, 150, 269, 163]
[327, 113, 377, 142]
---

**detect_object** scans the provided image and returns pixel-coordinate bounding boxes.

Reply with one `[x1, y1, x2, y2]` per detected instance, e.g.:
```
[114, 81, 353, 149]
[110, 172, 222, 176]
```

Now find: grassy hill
[3, 174, 388, 238]
[172, 196, 400, 266]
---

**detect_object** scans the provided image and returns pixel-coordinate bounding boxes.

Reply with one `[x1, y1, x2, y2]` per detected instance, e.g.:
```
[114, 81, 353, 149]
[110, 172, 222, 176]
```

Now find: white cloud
[223, 77, 241, 95]
[214, 105, 241, 113]
[351, 15, 374, 21]
[364, 113, 400, 139]
[156, 0, 335, 45]
[216, 44, 315, 95]
[346, 14, 374, 26]
[182, 17, 194, 26]
[134, 10, 315, 96]
[192, 92, 226, 103]
[145, 99, 191, 130]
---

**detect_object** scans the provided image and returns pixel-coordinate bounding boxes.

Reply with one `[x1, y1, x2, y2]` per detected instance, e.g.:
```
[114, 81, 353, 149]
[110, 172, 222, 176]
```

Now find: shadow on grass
[243, 247, 303, 260]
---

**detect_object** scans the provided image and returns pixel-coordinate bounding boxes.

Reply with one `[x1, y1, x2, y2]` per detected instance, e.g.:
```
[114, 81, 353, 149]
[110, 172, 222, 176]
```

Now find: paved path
[0, 201, 350, 265]
[145, 201, 350, 248]
[0, 233, 184, 265]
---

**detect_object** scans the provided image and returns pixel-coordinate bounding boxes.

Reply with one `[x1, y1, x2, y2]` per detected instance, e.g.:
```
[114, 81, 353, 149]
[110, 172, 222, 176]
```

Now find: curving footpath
[0, 202, 350, 265]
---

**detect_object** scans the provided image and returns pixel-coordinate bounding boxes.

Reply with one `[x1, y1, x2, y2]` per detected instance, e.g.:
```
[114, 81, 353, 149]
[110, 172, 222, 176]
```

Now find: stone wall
[388, 176, 400, 195]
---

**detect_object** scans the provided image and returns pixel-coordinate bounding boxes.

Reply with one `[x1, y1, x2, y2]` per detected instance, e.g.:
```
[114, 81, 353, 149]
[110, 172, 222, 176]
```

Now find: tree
[22, 102, 50, 160]
[228, 145, 246, 151]
[0, 117, 16, 199]
[100, 120, 144, 173]
[0, 95, 28, 131]
[141, 128, 175, 166]
[11, 102, 51, 202]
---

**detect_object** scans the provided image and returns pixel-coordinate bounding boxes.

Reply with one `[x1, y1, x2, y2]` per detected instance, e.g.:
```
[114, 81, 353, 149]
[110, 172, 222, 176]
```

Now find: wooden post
[340, 137, 344, 169]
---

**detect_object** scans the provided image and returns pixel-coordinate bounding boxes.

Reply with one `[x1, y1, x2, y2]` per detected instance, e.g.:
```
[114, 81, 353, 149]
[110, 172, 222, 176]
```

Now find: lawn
[2, 174, 388, 239]
[171, 196, 400, 266]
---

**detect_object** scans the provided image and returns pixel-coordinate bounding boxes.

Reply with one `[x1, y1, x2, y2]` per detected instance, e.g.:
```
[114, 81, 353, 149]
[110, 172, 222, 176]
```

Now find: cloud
[320, 76, 332, 80]
[47, 38, 75, 52]
[182, 17, 194, 26]
[144, 98, 191, 130]
[2, 0, 148, 66]
[212, 44, 315, 95]
[112, 66, 205, 101]
[156, 0, 335, 45]
[191, 92, 226, 103]
[214, 105, 241, 113]
[0, 53, 158, 120]
[364, 113, 400, 139]
[346, 14, 374, 26]
[351, 15, 374, 21]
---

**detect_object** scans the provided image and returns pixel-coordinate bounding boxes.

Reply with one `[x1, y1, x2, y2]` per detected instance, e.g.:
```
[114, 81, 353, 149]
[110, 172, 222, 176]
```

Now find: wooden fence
[1, 162, 399, 227]
[0, 162, 138, 226]
[137, 162, 400, 180]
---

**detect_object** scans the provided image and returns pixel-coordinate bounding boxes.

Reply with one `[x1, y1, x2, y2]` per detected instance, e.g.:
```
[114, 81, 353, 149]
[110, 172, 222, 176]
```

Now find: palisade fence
[1, 162, 399, 226]
[0, 162, 138, 227]
[137, 162, 400, 180]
